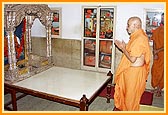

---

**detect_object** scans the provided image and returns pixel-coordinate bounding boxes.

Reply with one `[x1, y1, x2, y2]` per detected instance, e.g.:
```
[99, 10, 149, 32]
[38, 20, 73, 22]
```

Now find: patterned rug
[99, 86, 154, 105]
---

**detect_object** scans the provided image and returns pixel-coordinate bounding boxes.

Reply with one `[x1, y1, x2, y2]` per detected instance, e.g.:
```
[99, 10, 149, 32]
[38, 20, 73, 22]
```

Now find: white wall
[115, 3, 164, 43]
[31, 3, 164, 42]
[31, 18, 46, 37]
[31, 3, 164, 89]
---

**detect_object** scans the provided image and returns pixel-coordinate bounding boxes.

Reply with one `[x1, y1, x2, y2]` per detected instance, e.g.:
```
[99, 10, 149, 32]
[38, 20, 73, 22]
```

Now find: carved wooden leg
[106, 83, 111, 103]
[106, 71, 113, 103]
[11, 89, 17, 111]
[80, 95, 88, 111]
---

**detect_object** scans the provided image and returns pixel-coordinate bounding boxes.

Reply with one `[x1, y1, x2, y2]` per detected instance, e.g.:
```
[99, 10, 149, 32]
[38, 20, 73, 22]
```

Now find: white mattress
[14, 66, 110, 101]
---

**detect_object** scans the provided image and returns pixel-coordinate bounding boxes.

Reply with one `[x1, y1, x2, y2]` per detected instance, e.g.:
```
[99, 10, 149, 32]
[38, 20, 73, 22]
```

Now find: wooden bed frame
[4, 67, 113, 111]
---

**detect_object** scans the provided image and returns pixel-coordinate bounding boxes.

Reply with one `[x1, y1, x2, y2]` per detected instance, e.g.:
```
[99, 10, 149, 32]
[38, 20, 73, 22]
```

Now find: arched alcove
[31, 18, 47, 57]
[31, 18, 46, 37]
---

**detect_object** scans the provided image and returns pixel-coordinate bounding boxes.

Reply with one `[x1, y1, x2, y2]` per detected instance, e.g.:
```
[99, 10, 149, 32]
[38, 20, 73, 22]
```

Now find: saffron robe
[151, 26, 164, 89]
[114, 29, 151, 111]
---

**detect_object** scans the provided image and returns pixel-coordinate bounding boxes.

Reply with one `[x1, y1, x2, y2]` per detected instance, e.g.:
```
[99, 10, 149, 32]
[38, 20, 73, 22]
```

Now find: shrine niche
[4, 4, 53, 83]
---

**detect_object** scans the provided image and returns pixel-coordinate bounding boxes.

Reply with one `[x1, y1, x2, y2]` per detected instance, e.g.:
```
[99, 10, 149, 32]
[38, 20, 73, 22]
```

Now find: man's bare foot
[113, 107, 121, 111]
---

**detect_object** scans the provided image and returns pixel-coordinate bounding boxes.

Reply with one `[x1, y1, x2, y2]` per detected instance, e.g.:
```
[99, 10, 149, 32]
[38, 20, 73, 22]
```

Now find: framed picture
[144, 9, 164, 41]
[51, 8, 62, 38]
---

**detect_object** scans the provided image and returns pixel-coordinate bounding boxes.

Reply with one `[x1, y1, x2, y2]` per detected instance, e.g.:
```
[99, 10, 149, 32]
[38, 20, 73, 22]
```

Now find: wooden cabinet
[81, 6, 116, 73]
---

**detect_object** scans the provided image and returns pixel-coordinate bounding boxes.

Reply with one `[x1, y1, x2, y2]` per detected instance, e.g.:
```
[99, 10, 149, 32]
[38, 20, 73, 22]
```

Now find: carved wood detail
[4, 4, 53, 83]
[4, 4, 51, 27]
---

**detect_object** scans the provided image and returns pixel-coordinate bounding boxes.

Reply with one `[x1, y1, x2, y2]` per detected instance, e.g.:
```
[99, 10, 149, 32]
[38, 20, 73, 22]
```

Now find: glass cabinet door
[84, 8, 97, 38]
[82, 6, 115, 72]
[83, 8, 97, 67]
[98, 8, 114, 69]
[99, 8, 114, 39]
[84, 39, 96, 66]
[99, 40, 112, 69]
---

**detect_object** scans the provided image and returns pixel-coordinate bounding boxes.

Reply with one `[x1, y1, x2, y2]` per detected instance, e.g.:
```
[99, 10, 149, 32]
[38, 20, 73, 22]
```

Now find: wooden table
[4, 66, 113, 111]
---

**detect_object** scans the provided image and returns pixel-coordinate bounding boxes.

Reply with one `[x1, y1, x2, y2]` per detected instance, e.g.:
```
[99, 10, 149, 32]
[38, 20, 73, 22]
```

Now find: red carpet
[99, 86, 153, 105]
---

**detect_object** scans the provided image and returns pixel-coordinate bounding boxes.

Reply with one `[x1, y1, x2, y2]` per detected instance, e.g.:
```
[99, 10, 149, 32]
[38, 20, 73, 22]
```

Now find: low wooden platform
[4, 66, 113, 111]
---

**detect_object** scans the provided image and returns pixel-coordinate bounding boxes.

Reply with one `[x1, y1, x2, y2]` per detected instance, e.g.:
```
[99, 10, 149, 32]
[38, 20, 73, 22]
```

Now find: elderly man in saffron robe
[151, 13, 164, 97]
[113, 16, 151, 111]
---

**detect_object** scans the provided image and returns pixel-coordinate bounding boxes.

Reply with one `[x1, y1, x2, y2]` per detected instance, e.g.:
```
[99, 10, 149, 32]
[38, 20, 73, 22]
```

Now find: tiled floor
[151, 90, 164, 108]
[4, 89, 164, 111]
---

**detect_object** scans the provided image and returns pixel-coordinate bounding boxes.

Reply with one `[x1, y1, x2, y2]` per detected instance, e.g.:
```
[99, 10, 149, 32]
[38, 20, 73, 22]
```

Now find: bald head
[128, 17, 142, 29]
[126, 16, 142, 35]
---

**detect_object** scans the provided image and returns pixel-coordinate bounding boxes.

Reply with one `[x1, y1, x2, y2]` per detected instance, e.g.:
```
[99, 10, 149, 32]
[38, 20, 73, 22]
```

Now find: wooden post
[106, 71, 113, 103]
[11, 89, 17, 111]
[80, 94, 88, 111]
